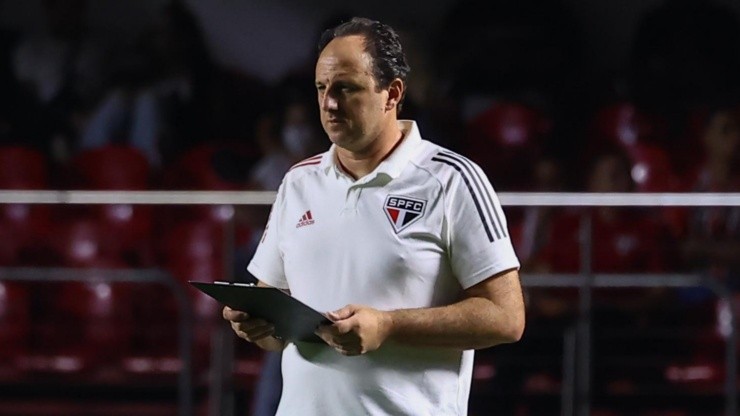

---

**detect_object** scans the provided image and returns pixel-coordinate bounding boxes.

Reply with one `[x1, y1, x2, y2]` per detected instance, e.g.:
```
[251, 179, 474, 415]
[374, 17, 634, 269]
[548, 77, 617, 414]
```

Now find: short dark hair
[318, 17, 411, 112]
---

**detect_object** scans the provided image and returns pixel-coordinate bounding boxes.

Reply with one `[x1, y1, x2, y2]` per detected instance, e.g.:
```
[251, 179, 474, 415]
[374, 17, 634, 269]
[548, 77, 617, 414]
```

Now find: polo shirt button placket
[344, 185, 362, 212]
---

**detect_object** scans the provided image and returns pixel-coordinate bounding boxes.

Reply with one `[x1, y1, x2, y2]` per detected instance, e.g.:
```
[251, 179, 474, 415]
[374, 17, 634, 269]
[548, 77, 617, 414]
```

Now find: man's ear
[385, 78, 405, 112]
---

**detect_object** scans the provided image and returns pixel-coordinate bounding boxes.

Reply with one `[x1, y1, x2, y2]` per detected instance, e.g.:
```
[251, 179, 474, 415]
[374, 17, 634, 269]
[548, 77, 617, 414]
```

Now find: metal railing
[0, 190, 738, 206]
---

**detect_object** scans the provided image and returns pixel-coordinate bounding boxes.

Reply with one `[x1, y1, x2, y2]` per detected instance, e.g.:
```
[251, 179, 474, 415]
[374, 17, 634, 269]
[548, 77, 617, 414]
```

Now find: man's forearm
[385, 296, 524, 350]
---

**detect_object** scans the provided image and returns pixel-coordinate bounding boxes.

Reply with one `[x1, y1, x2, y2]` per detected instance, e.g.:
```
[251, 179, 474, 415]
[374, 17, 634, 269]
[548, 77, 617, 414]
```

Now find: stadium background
[0, 0, 739, 415]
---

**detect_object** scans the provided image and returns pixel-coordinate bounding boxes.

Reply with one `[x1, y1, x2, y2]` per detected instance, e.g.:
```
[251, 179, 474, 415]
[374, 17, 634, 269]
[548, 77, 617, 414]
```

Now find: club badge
[384, 195, 426, 233]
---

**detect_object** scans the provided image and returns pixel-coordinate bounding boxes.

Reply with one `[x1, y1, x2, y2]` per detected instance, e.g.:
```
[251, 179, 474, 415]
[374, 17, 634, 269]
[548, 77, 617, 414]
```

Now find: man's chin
[327, 132, 352, 147]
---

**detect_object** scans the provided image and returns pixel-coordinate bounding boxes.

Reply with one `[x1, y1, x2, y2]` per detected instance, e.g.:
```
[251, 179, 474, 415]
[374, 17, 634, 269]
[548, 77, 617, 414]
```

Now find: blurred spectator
[666, 106, 740, 376]
[275, 89, 326, 163]
[584, 100, 688, 194]
[513, 154, 567, 265]
[528, 147, 673, 321]
[78, 0, 216, 168]
[247, 113, 292, 192]
[245, 78, 326, 190]
[10, 0, 111, 158]
[680, 106, 740, 289]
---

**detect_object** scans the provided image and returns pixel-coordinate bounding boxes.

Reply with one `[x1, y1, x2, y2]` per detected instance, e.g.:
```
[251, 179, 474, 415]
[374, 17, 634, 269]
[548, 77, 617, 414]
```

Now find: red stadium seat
[56, 277, 134, 366]
[0, 146, 47, 189]
[161, 142, 255, 191]
[124, 281, 218, 377]
[0, 203, 53, 265]
[159, 220, 224, 359]
[66, 145, 155, 265]
[70, 145, 150, 190]
[25, 261, 133, 377]
[122, 220, 226, 377]
[158, 142, 257, 238]
[159, 220, 225, 275]
[0, 226, 20, 266]
[97, 203, 155, 266]
[0, 281, 31, 378]
[49, 219, 120, 267]
[0, 146, 53, 265]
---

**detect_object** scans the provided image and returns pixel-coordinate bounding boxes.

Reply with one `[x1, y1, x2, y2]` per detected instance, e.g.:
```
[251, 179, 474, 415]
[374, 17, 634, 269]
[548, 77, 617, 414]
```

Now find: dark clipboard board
[189, 281, 330, 343]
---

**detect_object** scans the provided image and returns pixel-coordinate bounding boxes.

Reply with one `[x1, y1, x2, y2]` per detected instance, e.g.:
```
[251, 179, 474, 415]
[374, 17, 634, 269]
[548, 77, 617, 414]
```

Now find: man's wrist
[255, 335, 286, 351]
[381, 310, 396, 343]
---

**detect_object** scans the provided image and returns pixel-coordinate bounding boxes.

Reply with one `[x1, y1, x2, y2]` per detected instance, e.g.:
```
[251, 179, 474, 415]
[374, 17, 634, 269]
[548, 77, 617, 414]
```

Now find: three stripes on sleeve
[431, 151, 508, 243]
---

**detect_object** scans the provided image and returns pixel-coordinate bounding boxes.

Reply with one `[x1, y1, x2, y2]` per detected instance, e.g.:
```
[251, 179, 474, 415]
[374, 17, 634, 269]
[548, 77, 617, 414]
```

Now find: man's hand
[315, 304, 393, 356]
[222, 306, 285, 351]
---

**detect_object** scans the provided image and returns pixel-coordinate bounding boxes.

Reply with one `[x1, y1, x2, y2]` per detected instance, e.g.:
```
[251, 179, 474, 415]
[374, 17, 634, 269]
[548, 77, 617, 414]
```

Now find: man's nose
[321, 92, 338, 111]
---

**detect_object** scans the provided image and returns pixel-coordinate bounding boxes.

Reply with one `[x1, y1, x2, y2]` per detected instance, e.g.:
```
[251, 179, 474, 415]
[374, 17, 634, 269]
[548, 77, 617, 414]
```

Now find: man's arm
[387, 268, 525, 348]
[315, 268, 525, 355]
[222, 280, 287, 352]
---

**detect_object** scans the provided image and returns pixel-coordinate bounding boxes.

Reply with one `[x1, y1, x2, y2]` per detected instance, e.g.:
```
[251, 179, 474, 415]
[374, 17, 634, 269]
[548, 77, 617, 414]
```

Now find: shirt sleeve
[247, 180, 290, 290]
[444, 159, 520, 289]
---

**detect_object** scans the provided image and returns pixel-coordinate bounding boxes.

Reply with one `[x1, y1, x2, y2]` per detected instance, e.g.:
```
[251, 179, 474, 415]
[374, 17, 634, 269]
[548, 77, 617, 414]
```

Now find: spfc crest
[384, 195, 426, 233]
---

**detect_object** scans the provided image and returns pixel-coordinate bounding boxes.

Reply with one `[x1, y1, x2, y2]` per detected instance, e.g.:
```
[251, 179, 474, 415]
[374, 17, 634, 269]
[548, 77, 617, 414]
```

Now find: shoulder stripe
[290, 155, 323, 170]
[290, 160, 321, 170]
[431, 155, 496, 242]
[432, 152, 507, 242]
[301, 154, 323, 162]
[436, 152, 502, 240]
[439, 151, 507, 239]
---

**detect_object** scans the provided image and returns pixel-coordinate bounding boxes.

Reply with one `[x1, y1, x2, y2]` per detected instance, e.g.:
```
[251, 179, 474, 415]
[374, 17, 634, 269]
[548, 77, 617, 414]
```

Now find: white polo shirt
[248, 120, 520, 416]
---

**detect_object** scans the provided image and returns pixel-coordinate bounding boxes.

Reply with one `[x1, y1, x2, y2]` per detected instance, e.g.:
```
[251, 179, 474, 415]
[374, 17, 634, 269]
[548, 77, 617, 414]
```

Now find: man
[223, 17, 525, 415]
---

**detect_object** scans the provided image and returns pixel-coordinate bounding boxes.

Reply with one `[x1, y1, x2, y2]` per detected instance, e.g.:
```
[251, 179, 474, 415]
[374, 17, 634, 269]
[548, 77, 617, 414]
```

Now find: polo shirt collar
[320, 120, 422, 180]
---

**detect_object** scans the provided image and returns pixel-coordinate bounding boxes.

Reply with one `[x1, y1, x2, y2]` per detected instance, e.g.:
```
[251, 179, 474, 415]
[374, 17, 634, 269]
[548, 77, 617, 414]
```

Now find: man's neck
[336, 122, 404, 180]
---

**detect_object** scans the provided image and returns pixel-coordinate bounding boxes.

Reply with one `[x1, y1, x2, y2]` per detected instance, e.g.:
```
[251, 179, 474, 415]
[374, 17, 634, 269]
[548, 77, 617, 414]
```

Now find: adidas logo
[296, 210, 315, 228]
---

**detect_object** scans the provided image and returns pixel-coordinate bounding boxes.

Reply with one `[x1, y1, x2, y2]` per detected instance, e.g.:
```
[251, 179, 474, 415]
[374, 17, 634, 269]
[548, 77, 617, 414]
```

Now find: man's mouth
[327, 118, 345, 124]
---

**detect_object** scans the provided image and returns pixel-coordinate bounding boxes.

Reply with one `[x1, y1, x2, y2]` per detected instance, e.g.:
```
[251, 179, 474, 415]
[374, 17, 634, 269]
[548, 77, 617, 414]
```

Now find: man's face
[315, 35, 392, 152]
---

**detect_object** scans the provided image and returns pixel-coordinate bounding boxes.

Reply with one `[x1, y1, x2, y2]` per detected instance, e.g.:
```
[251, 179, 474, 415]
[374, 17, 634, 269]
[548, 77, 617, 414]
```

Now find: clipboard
[189, 281, 330, 343]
